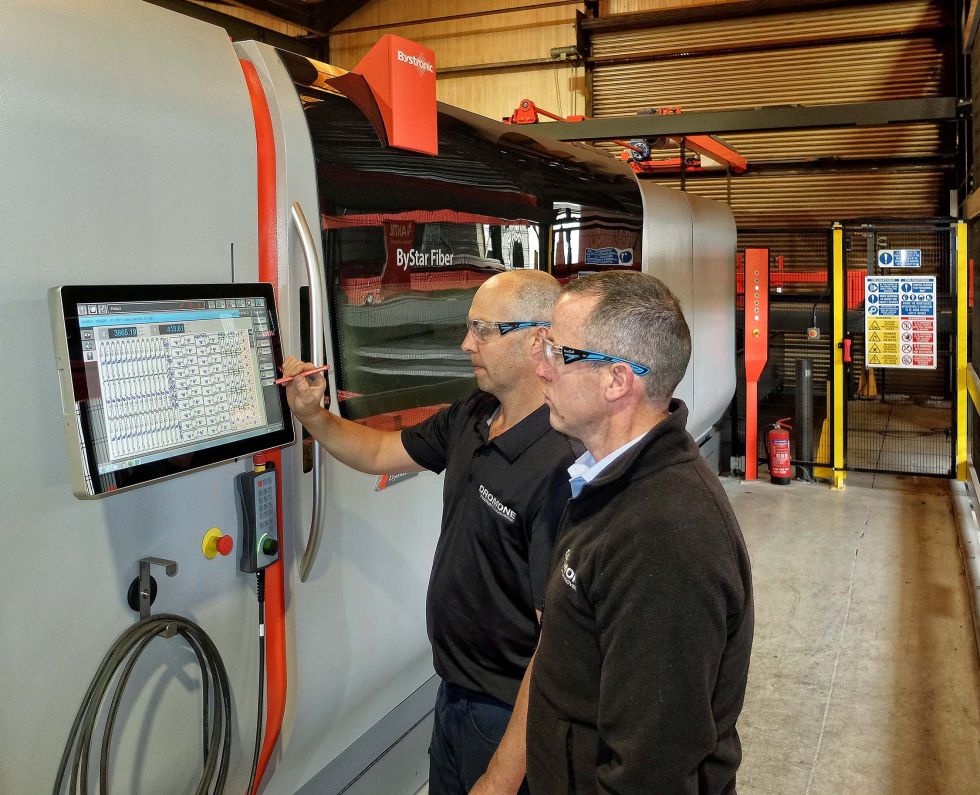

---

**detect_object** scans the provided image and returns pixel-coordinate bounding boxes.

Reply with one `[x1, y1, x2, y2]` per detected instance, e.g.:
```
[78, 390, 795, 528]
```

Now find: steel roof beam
[541, 98, 960, 141]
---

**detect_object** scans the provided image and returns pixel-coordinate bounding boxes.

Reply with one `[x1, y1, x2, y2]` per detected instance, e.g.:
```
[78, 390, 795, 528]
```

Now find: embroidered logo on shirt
[478, 484, 517, 523]
[561, 548, 577, 591]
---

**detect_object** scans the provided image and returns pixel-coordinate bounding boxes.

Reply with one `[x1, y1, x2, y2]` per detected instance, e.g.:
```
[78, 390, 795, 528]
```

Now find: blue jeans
[428, 681, 530, 795]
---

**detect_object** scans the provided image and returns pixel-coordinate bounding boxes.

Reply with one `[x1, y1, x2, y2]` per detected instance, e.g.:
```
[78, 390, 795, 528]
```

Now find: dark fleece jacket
[527, 400, 754, 795]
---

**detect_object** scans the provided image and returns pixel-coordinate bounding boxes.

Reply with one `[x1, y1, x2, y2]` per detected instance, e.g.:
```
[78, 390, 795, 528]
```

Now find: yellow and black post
[957, 220, 968, 481]
[832, 222, 846, 490]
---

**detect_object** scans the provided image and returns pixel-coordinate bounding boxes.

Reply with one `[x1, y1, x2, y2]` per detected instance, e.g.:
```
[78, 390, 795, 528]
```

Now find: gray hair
[563, 271, 691, 405]
[502, 269, 561, 321]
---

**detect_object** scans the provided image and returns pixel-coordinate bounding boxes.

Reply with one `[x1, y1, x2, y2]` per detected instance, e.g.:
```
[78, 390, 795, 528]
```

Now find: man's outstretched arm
[282, 356, 424, 475]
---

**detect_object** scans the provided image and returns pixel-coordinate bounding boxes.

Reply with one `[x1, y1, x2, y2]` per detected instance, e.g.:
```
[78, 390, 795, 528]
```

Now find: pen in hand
[274, 364, 330, 386]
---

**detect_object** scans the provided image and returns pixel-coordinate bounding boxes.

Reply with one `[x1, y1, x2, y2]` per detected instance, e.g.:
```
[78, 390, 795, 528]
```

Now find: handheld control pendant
[236, 468, 281, 573]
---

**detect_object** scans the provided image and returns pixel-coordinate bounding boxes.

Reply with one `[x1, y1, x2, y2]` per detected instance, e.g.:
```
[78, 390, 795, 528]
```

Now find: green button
[258, 534, 279, 556]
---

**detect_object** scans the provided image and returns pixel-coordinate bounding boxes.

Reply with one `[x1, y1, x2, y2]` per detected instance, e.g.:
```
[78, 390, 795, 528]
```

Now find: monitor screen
[50, 284, 294, 497]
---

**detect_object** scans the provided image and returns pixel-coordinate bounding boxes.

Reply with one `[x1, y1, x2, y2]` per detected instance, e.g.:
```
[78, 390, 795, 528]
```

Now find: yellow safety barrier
[814, 380, 833, 481]
[832, 223, 846, 490]
[857, 367, 878, 399]
[957, 221, 969, 481]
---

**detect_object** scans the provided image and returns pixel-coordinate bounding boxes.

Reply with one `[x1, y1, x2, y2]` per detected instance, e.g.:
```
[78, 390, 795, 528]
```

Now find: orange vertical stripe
[240, 58, 286, 795]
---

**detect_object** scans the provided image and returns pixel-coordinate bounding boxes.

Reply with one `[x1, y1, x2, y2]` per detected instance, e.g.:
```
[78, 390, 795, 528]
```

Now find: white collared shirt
[567, 432, 648, 498]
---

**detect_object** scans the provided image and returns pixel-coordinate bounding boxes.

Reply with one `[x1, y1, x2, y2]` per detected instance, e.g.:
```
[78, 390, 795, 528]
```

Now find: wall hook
[126, 557, 178, 621]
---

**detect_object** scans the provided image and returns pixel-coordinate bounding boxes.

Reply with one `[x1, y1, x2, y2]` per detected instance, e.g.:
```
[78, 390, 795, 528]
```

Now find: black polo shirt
[401, 390, 576, 705]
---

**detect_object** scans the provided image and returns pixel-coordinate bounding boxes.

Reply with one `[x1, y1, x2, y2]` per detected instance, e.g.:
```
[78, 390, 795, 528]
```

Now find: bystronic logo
[397, 49, 434, 77]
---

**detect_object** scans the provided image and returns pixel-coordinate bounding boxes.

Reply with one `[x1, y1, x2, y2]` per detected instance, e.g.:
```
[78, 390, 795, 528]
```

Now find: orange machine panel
[744, 248, 769, 480]
[353, 34, 438, 156]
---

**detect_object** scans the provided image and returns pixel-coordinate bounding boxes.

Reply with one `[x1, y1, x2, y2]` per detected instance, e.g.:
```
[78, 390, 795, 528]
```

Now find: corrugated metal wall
[723, 124, 943, 163]
[658, 172, 948, 227]
[329, 0, 586, 121]
[587, 0, 954, 227]
[593, 40, 945, 113]
[591, 1, 946, 69]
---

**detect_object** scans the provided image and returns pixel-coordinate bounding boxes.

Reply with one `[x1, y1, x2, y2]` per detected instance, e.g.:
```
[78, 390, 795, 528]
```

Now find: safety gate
[841, 221, 956, 477]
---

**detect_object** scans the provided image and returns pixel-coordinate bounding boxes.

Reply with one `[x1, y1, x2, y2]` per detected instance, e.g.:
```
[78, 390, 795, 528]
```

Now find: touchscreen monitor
[49, 284, 294, 497]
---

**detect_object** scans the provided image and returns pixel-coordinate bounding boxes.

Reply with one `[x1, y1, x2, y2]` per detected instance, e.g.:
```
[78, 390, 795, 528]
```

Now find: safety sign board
[877, 249, 921, 268]
[864, 275, 936, 369]
[585, 247, 634, 266]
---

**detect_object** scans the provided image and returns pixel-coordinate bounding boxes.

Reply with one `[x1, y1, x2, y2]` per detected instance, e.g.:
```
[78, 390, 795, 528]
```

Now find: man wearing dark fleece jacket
[527, 271, 753, 794]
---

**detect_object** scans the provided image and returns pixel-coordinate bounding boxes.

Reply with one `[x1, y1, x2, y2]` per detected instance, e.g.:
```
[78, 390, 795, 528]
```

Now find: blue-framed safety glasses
[466, 319, 551, 341]
[539, 334, 650, 376]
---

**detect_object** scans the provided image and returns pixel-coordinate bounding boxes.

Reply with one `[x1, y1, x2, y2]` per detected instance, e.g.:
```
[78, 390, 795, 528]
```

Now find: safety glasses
[538, 333, 650, 376]
[465, 319, 551, 343]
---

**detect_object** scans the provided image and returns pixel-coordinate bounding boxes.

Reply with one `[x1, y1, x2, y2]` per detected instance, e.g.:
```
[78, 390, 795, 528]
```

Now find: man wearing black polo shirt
[283, 269, 576, 795]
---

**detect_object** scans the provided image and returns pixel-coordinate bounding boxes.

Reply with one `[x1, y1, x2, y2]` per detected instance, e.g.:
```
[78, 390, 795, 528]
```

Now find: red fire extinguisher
[766, 418, 793, 485]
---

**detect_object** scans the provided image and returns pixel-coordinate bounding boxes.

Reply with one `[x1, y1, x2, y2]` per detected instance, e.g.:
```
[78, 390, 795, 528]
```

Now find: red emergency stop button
[202, 527, 234, 559]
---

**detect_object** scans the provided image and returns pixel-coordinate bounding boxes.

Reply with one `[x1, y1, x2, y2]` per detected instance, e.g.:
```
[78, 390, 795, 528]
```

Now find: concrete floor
[728, 474, 980, 795]
[416, 473, 980, 795]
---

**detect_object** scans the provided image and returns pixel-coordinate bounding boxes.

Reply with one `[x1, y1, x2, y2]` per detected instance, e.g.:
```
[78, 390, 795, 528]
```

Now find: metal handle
[291, 201, 326, 583]
[139, 557, 177, 622]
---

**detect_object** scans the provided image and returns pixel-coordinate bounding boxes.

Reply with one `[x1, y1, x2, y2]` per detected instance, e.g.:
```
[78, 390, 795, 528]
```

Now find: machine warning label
[864, 275, 936, 369]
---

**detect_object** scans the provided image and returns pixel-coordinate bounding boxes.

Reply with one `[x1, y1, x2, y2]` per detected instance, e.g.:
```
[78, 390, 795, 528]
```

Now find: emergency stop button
[202, 528, 234, 559]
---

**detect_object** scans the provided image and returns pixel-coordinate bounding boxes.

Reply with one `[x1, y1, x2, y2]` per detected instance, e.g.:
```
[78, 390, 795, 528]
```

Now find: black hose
[98, 632, 157, 792]
[53, 614, 232, 795]
[246, 572, 267, 795]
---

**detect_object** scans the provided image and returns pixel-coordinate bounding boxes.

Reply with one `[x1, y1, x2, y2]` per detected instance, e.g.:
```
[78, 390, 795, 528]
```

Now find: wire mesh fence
[842, 222, 954, 477]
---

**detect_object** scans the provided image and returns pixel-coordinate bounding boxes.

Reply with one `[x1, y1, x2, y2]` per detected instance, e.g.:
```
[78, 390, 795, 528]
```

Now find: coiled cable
[53, 613, 232, 795]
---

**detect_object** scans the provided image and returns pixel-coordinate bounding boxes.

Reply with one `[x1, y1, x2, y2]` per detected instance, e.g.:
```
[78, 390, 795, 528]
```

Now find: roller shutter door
[587, 0, 953, 227]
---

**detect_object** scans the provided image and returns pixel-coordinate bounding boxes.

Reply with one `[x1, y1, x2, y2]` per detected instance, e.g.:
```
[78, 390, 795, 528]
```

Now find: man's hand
[282, 355, 327, 423]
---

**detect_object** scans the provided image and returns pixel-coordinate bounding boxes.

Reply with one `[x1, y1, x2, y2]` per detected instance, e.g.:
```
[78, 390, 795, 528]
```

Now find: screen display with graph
[50, 284, 293, 497]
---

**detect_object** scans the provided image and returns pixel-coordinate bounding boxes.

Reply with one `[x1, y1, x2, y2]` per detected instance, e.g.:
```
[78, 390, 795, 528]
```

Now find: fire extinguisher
[766, 418, 793, 485]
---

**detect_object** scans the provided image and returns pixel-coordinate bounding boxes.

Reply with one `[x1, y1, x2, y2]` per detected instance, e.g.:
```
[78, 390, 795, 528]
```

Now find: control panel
[236, 468, 280, 573]
[744, 248, 769, 377]
[49, 284, 293, 497]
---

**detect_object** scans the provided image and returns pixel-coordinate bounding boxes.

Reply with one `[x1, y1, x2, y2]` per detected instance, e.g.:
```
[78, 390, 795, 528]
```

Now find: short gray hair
[503, 269, 561, 322]
[563, 271, 691, 405]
